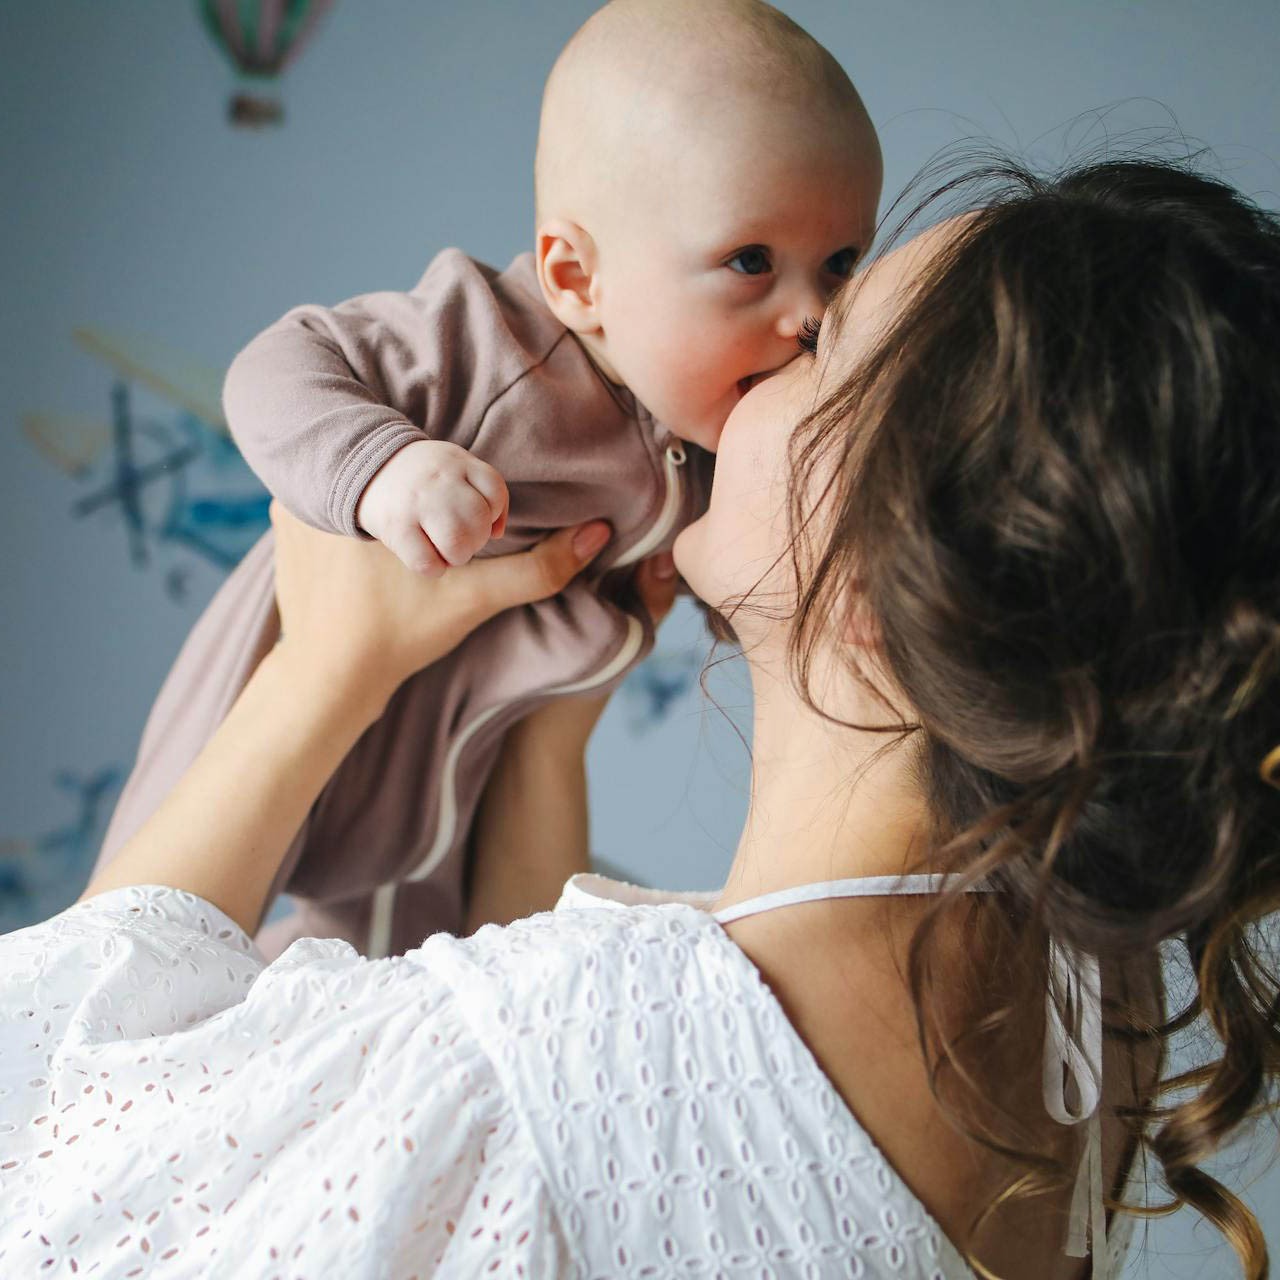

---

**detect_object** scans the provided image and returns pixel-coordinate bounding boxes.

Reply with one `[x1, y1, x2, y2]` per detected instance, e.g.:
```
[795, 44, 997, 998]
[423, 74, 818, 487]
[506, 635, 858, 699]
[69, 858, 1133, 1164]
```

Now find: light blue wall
[2, 2, 1277, 1274]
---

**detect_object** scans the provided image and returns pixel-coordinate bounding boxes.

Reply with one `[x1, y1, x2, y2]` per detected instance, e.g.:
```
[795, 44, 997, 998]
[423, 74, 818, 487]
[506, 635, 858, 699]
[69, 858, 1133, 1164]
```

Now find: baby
[93, 0, 882, 958]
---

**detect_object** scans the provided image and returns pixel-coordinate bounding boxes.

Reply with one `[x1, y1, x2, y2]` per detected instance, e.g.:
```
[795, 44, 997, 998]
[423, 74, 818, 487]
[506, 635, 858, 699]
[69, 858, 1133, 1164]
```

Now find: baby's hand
[355, 439, 509, 577]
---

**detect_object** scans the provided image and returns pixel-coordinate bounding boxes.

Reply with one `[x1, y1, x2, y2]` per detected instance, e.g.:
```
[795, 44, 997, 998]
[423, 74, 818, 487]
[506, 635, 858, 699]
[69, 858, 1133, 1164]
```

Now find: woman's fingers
[467, 521, 612, 618]
[269, 502, 616, 703]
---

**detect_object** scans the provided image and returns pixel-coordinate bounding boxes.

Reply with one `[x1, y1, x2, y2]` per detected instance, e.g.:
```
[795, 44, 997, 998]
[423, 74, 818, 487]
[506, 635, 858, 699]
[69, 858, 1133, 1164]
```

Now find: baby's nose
[774, 283, 828, 338]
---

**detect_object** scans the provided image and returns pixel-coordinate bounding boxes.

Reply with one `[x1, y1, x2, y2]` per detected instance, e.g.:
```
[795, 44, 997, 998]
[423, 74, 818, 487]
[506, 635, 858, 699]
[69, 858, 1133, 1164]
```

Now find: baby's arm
[223, 252, 508, 574]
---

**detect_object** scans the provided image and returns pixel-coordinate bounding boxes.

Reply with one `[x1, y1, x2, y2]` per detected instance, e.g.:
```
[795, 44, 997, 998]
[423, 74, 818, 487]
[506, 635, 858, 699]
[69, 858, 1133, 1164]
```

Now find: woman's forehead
[827, 217, 966, 351]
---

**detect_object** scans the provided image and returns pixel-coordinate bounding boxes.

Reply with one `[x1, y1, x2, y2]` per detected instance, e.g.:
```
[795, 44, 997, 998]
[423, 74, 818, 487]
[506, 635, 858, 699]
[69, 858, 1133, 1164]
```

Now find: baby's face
[591, 115, 880, 452]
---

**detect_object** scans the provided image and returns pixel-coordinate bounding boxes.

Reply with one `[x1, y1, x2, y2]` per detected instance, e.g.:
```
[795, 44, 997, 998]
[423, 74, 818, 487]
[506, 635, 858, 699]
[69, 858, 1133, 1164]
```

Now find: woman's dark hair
[786, 156, 1280, 1277]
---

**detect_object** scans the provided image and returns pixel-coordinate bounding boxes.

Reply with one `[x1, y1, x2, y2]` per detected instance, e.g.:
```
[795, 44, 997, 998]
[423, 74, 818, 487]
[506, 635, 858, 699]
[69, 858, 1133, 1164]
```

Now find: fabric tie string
[1043, 938, 1107, 1277]
[711, 876, 1110, 1278]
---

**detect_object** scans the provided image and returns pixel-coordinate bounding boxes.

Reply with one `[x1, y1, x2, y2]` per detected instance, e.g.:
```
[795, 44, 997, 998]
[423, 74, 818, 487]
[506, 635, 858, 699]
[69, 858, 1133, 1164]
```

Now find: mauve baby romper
[92, 249, 714, 958]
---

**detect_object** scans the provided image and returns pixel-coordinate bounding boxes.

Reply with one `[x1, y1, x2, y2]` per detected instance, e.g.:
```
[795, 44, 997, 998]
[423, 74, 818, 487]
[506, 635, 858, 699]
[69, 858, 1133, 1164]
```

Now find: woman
[3, 156, 1278, 1280]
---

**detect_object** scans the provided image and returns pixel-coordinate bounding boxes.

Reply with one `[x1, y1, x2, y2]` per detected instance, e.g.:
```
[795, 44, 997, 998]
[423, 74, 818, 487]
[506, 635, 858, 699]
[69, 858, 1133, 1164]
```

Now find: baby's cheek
[665, 331, 736, 402]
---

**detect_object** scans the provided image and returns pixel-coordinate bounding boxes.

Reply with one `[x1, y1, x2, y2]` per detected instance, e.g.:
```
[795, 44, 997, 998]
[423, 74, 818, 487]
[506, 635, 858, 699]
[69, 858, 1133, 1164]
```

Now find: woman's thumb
[571, 522, 612, 561]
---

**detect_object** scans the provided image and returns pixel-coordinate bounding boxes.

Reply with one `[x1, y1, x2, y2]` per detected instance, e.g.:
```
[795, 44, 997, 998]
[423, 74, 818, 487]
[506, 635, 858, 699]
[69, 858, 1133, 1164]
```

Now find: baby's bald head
[532, 0, 882, 452]
[535, 0, 879, 233]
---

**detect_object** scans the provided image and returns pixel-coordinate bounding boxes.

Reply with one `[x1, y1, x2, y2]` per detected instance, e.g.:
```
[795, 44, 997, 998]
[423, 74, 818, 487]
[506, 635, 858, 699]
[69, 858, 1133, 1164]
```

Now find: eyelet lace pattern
[1, 885, 1135, 1277]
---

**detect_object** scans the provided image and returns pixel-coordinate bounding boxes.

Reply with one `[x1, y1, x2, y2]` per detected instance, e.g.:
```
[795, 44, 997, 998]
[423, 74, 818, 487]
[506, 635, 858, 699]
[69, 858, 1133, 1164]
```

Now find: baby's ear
[536, 220, 601, 334]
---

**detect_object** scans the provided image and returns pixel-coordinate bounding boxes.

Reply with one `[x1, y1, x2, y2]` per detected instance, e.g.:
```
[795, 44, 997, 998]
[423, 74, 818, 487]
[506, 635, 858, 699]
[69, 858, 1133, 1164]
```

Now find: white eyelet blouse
[0, 876, 1134, 1278]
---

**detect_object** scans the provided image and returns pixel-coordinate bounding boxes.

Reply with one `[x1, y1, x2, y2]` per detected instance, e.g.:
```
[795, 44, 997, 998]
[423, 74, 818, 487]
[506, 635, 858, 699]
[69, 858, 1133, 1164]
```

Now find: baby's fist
[355, 439, 509, 577]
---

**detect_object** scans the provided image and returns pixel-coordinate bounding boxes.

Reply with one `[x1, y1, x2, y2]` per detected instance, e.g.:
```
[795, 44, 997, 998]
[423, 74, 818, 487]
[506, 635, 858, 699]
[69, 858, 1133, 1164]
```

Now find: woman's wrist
[265, 640, 398, 735]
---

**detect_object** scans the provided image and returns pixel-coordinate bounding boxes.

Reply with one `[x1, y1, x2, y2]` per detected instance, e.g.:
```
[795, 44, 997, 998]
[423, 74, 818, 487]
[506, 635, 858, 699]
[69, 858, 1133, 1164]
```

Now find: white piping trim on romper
[367, 614, 646, 957]
[366, 442, 688, 958]
[613, 442, 687, 568]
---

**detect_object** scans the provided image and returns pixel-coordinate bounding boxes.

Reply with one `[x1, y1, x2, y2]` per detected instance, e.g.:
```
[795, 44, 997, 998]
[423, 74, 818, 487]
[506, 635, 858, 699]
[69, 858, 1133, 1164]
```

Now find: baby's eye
[725, 246, 772, 276]
[824, 247, 859, 279]
[797, 315, 822, 355]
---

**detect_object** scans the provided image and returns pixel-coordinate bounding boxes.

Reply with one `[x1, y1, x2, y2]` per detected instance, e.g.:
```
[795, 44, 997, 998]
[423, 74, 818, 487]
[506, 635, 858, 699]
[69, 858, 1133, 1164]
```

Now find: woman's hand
[270, 501, 613, 715]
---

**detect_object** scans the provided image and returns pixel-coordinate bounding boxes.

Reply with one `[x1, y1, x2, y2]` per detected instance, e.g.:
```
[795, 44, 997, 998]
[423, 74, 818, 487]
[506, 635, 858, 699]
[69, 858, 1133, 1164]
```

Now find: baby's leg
[98, 542, 632, 958]
[96, 533, 473, 958]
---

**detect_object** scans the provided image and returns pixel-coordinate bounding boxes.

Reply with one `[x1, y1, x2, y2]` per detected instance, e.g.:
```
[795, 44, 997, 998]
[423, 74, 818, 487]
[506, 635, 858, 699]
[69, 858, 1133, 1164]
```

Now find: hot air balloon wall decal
[199, 0, 334, 127]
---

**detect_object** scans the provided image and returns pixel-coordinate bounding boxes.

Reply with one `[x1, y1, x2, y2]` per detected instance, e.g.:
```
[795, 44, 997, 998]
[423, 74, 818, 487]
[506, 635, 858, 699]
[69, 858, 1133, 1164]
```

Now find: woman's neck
[713, 646, 931, 914]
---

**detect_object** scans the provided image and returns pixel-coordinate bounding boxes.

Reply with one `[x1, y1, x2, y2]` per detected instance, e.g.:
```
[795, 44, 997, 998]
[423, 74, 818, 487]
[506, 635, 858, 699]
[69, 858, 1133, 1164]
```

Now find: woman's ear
[845, 591, 880, 650]
[536, 219, 601, 334]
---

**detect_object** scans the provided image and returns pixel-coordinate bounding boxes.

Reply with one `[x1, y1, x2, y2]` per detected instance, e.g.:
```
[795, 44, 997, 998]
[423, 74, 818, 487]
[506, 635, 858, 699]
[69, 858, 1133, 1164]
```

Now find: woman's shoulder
[420, 875, 728, 1017]
[1, 884, 263, 1035]
[0, 886, 576, 1277]
[424, 881, 976, 1280]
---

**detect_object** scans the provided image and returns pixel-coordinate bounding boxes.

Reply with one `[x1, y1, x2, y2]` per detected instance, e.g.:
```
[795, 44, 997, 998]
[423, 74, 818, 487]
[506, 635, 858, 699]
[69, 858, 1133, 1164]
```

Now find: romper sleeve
[223, 248, 510, 539]
[0, 886, 570, 1278]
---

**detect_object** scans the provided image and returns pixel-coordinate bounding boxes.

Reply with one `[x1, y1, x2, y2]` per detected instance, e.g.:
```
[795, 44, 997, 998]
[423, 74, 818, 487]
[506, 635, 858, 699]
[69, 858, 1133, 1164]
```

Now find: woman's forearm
[81, 648, 385, 937]
[464, 697, 604, 932]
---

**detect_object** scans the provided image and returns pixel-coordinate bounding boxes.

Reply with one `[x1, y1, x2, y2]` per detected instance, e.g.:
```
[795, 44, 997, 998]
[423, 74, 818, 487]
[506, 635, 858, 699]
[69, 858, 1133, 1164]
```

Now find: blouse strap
[710, 873, 994, 924]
